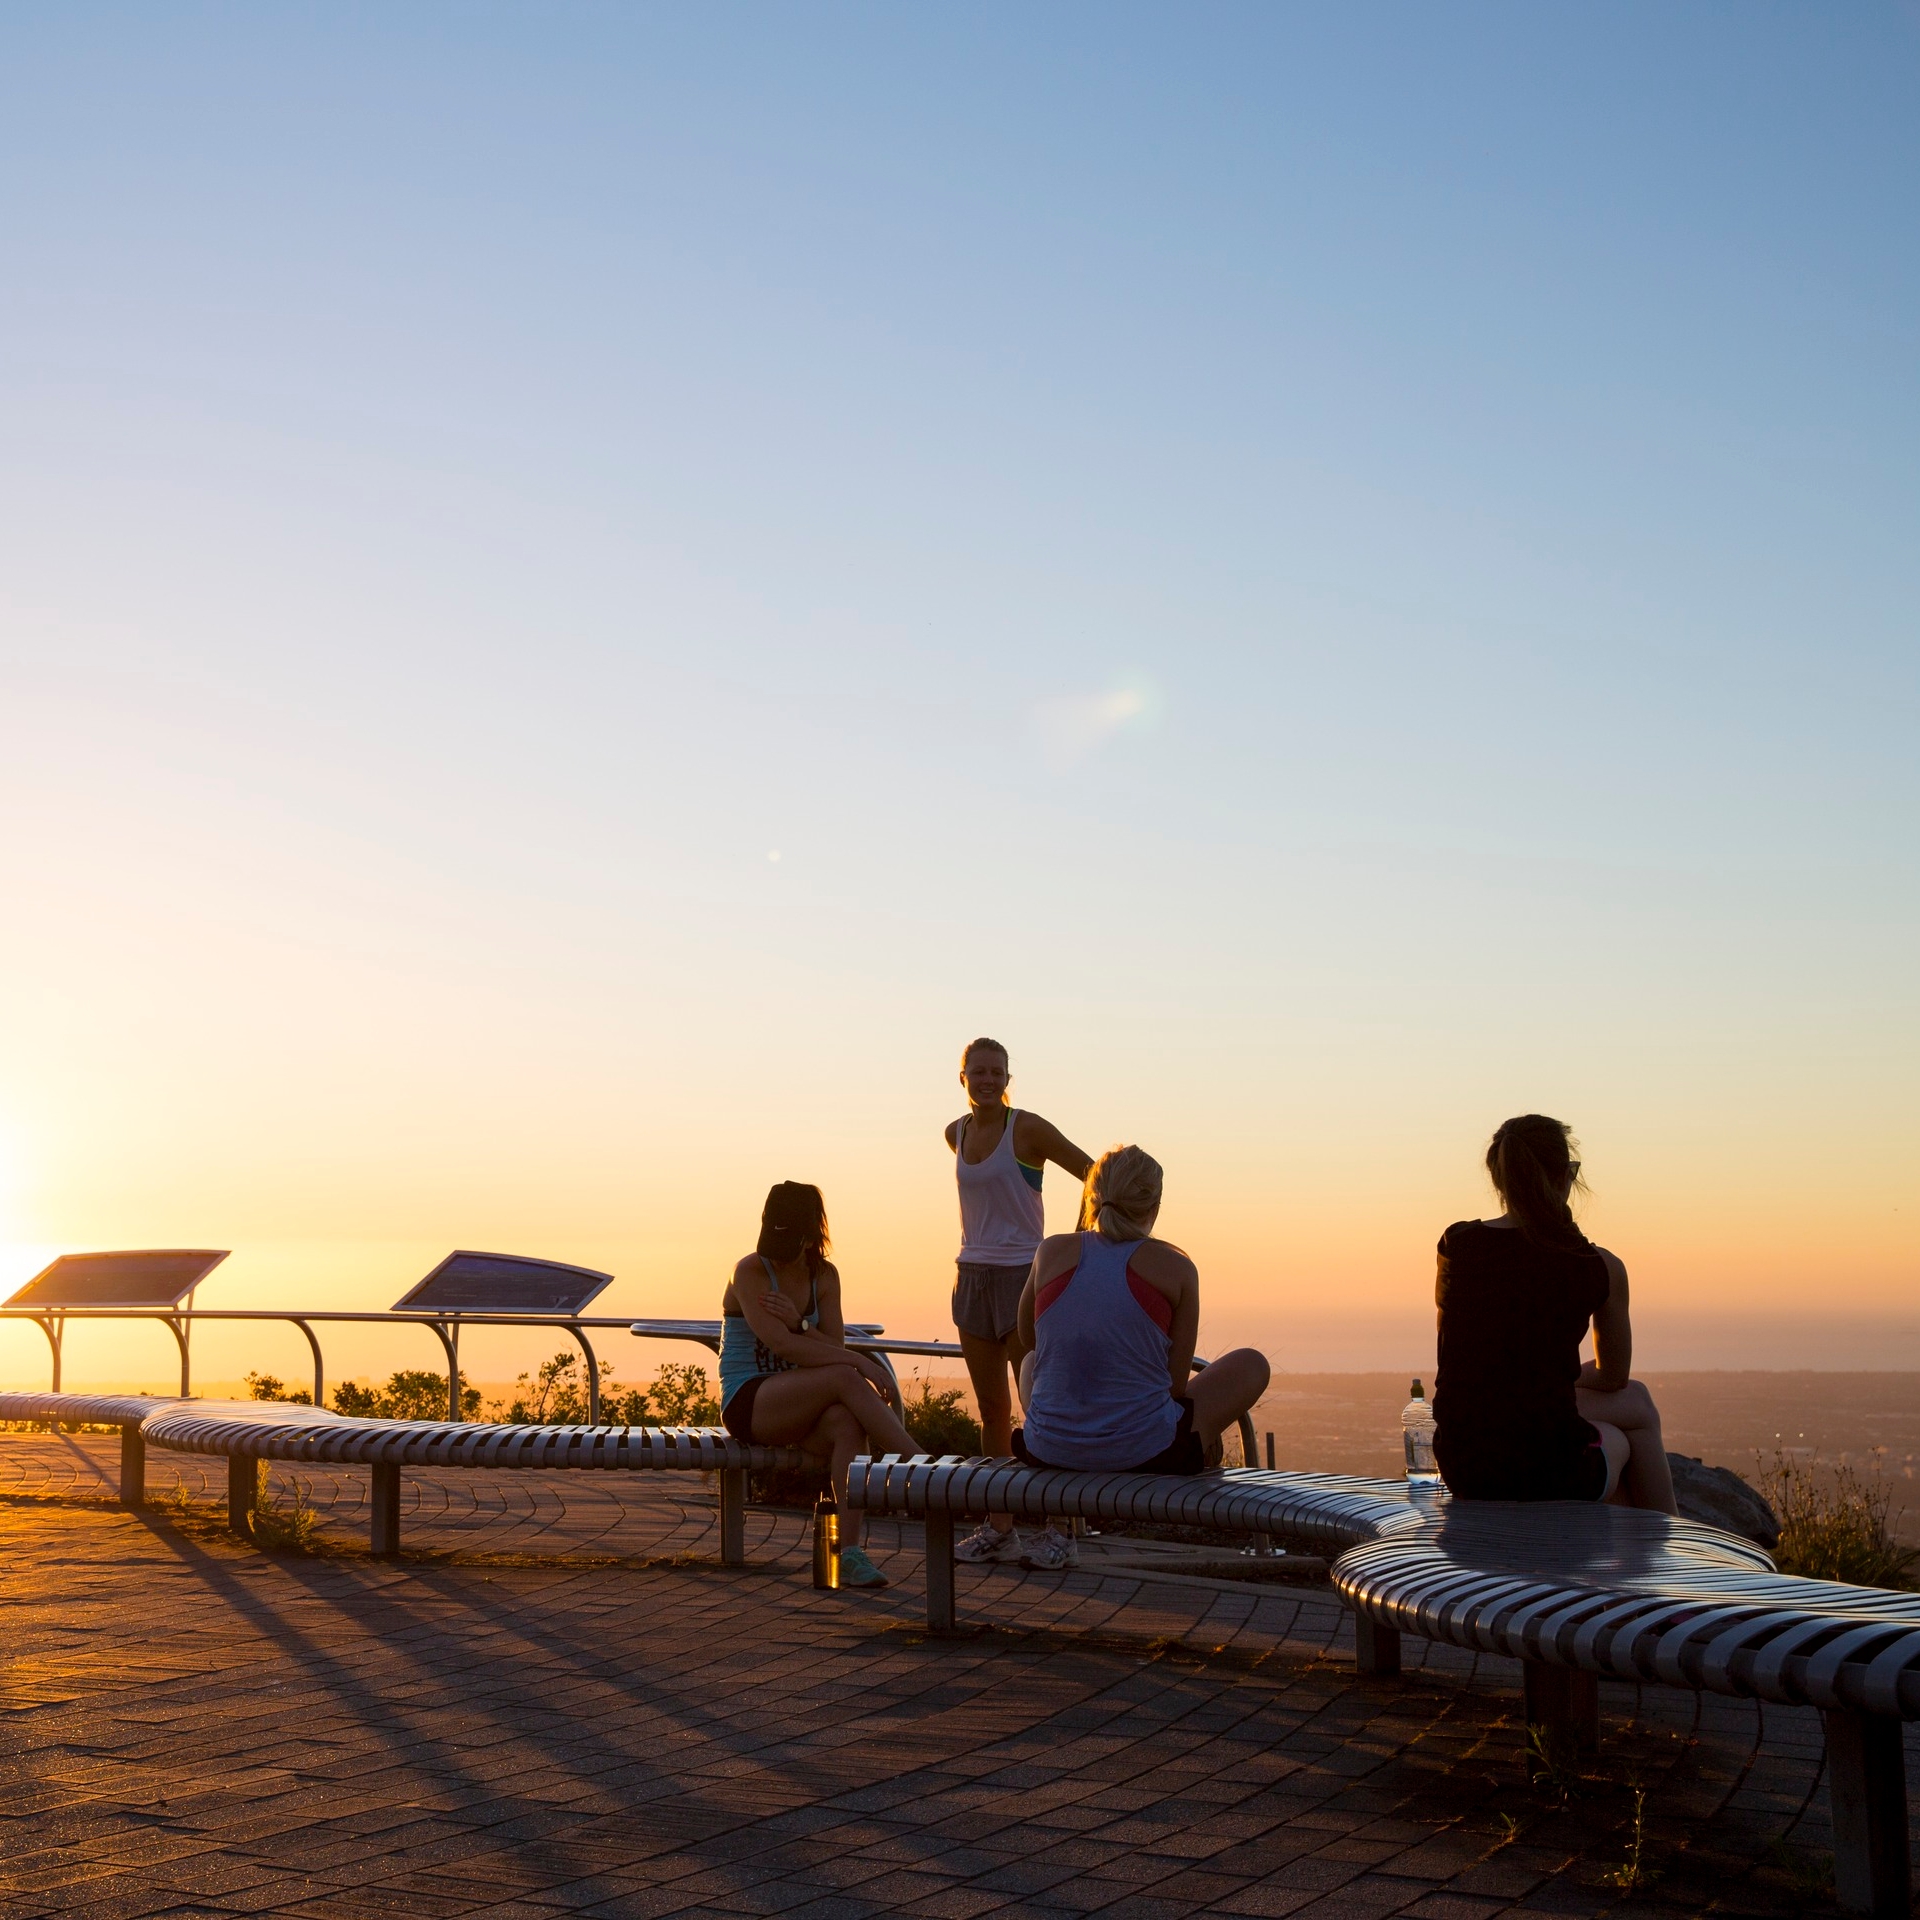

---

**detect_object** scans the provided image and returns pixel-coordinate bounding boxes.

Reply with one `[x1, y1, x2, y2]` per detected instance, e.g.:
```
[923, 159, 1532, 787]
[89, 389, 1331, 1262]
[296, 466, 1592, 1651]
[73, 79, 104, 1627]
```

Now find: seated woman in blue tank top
[1433, 1115, 1677, 1513]
[719, 1181, 922, 1588]
[1013, 1147, 1270, 1474]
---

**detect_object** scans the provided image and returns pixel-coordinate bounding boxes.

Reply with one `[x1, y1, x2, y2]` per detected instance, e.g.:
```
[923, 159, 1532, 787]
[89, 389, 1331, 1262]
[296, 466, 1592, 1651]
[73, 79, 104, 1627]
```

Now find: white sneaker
[1019, 1524, 1079, 1572]
[954, 1521, 1020, 1564]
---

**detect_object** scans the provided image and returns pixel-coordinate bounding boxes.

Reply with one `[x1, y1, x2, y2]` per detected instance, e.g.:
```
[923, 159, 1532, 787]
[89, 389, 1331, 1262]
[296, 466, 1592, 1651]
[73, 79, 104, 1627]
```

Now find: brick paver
[0, 1433, 1903, 1917]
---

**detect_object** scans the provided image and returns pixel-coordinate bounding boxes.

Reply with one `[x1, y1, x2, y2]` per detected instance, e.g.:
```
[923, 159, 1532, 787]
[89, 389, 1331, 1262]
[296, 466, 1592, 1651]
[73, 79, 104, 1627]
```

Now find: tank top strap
[757, 1253, 817, 1322]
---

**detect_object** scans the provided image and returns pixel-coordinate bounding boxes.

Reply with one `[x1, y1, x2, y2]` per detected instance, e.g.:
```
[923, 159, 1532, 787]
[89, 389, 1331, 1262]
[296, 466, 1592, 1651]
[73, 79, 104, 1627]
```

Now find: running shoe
[1018, 1524, 1079, 1572]
[954, 1521, 1020, 1564]
[837, 1544, 889, 1588]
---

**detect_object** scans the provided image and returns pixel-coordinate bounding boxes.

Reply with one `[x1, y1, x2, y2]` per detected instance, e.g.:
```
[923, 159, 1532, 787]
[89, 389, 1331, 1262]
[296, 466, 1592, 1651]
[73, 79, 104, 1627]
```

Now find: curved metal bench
[0, 1390, 188, 1506]
[1, 1392, 812, 1565]
[849, 1457, 1916, 1916]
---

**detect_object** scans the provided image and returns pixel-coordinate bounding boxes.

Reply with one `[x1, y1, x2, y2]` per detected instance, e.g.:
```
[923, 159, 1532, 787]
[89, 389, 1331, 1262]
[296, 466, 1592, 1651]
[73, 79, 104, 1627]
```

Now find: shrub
[244, 1371, 312, 1405]
[1759, 1449, 1920, 1589]
[331, 1372, 482, 1421]
[647, 1362, 720, 1426]
[486, 1356, 718, 1428]
[902, 1375, 982, 1457]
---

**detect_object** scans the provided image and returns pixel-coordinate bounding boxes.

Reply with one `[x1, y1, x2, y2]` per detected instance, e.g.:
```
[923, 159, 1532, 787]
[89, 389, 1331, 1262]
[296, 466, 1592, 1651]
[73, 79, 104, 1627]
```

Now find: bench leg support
[925, 1511, 955, 1632]
[118, 1426, 146, 1508]
[369, 1462, 401, 1558]
[1353, 1610, 1401, 1677]
[1824, 1708, 1910, 1917]
[1523, 1661, 1599, 1771]
[227, 1455, 261, 1538]
[719, 1467, 745, 1566]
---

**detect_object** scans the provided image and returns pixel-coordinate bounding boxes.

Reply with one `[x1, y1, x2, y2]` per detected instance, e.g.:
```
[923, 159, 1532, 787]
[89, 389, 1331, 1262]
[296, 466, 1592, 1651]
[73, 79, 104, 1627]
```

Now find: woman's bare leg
[748, 1369, 917, 1550]
[959, 1329, 1020, 1530]
[1576, 1379, 1677, 1514]
[1587, 1421, 1633, 1503]
[746, 1367, 917, 1461]
[1186, 1349, 1272, 1456]
[795, 1404, 867, 1544]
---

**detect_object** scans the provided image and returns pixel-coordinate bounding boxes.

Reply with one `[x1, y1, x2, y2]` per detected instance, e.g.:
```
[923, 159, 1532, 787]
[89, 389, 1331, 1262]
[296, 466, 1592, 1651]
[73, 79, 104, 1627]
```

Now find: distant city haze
[0, 7, 1914, 1393]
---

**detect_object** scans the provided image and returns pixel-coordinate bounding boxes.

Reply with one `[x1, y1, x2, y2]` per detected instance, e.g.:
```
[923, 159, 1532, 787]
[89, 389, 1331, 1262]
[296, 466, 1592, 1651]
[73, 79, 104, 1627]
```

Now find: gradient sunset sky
[1, 6, 1915, 1392]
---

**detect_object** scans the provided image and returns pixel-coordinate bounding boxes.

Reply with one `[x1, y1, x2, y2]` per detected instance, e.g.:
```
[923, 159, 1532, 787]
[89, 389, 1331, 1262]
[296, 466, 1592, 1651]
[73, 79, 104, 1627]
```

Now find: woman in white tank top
[945, 1037, 1091, 1569]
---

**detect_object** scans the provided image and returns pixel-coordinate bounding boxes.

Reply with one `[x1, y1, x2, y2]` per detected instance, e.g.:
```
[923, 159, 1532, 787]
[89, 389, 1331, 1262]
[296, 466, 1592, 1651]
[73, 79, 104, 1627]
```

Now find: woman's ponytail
[1080, 1146, 1164, 1242]
[1486, 1115, 1590, 1249]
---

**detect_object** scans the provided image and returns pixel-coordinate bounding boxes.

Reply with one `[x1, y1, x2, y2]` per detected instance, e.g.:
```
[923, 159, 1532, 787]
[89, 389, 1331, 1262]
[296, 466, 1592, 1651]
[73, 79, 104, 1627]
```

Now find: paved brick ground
[0, 1433, 1907, 1918]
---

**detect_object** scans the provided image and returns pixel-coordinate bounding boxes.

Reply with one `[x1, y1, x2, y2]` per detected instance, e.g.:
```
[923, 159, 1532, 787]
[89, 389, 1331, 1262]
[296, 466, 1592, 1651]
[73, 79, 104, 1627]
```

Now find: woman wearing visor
[718, 1180, 919, 1588]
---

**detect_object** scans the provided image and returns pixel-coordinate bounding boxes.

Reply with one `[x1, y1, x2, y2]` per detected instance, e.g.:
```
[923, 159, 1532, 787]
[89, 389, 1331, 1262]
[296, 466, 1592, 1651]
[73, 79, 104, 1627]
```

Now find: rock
[1667, 1452, 1779, 1548]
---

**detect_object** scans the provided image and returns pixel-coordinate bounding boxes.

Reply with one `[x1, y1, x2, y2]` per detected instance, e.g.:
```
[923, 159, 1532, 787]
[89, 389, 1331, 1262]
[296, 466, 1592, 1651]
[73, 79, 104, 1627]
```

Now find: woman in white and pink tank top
[945, 1037, 1091, 1568]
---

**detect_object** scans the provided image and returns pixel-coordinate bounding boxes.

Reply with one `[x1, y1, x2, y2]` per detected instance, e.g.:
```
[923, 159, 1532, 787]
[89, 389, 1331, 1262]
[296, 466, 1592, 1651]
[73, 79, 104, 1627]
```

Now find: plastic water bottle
[1402, 1379, 1439, 1484]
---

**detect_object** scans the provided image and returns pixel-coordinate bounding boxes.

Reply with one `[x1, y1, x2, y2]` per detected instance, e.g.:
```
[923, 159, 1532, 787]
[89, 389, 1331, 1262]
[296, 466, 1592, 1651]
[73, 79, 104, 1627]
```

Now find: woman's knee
[1614, 1379, 1662, 1430]
[818, 1363, 869, 1401]
[817, 1404, 862, 1447]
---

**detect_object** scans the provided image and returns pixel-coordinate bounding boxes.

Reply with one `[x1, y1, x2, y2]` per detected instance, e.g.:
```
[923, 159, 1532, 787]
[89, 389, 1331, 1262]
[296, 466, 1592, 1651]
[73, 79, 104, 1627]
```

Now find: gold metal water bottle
[811, 1493, 840, 1589]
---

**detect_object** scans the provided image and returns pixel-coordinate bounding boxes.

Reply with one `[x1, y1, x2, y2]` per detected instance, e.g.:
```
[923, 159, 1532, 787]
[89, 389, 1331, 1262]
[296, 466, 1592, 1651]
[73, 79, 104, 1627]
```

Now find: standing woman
[1432, 1116, 1677, 1513]
[719, 1181, 922, 1588]
[946, 1037, 1092, 1570]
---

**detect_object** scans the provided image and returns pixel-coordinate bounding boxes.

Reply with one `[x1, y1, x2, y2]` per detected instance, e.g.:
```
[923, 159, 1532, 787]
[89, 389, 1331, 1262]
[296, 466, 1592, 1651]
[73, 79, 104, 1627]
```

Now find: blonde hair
[1080, 1145, 1163, 1242]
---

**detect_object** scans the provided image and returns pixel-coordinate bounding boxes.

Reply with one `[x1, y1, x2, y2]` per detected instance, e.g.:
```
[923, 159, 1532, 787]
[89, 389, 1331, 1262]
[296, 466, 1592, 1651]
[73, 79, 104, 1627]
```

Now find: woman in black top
[1433, 1115, 1676, 1512]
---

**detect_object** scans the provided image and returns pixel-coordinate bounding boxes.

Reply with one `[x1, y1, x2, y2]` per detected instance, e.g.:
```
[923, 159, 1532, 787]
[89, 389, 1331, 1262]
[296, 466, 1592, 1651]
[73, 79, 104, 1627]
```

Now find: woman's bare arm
[1015, 1112, 1094, 1182]
[1163, 1252, 1199, 1397]
[1587, 1251, 1632, 1390]
[1018, 1235, 1077, 1349]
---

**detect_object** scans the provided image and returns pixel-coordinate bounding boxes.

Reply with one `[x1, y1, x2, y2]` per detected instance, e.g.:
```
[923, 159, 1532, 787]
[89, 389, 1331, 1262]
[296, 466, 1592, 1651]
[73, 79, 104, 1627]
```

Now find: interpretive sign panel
[393, 1250, 614, 1316]
[6, 1250, 231, 1308]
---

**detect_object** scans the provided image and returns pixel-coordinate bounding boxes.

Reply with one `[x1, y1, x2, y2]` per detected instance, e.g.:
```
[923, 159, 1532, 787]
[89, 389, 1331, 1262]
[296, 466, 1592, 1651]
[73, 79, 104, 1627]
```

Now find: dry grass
[1757, 1448, 1920, 1589]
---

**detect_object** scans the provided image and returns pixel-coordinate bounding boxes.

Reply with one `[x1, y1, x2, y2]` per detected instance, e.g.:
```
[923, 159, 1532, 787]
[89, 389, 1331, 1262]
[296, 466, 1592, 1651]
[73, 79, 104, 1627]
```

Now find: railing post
[34, 1315, 63, 1393]
[227, 1455, 261, 1537]
[719, 1466, 745, 1565]
[1353, 1608, 1402, 1677]
[1824, 1707, 1910, 1916]
[370, 1462, 401, 1556]
[119, 1425, 146, 1507]
[569, 1323, 600, 1424]
[925, 1510, 956, 1632]
[291, 1317, 325, 1412]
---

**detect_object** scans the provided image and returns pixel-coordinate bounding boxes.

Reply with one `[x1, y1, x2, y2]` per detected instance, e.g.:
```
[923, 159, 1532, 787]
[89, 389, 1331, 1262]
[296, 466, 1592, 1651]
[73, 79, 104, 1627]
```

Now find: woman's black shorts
[722, 1374, 768, 1441]
[1437, 1435, 1609, 1502]
[1013, 1398, 1208, 1476]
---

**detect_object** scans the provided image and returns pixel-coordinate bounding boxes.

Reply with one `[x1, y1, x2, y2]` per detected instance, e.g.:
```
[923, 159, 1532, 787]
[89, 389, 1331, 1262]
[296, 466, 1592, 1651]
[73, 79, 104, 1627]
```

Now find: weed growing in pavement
[1524, 1723, 1582, 1803]
[1602, 1784, 1660, 1891]
[249, 1475, 319, 1552]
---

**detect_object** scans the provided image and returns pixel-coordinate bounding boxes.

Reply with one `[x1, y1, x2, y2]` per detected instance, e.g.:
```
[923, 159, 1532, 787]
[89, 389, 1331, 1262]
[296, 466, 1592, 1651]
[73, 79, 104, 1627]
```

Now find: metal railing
[0, 1305, 948, 1422]
[0, 1306, 1257, 1461]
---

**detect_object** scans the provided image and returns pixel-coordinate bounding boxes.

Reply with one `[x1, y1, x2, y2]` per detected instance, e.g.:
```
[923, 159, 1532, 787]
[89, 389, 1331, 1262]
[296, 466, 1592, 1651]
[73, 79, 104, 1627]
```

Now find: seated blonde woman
[1014, 1147, 1270, 1473]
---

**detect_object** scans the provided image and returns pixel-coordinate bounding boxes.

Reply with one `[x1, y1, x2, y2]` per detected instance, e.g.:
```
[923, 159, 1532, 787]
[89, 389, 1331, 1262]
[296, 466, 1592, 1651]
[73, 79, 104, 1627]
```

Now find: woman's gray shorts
[952, 1262, 1031, 1344]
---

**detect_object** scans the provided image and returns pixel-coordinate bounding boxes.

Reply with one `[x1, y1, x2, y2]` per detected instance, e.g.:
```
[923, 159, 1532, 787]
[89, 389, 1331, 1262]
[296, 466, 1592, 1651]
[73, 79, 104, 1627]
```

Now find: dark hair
[756, 1181, 830, 1274]
[959, 1036, 1009, 1071]
[1485, 1116, 1591, 1250]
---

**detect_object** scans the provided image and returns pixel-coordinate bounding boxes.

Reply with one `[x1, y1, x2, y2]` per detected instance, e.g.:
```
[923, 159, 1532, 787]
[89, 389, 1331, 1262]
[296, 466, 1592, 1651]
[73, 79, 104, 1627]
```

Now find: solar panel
[391, 1250, 614, 1316]
[6, 1249, 230, 1309]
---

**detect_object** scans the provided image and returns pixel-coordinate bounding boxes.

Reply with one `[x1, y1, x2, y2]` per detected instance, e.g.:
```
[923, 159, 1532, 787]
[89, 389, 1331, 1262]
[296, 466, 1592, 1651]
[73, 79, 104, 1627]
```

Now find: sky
[1, 4, 1916, 1394]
